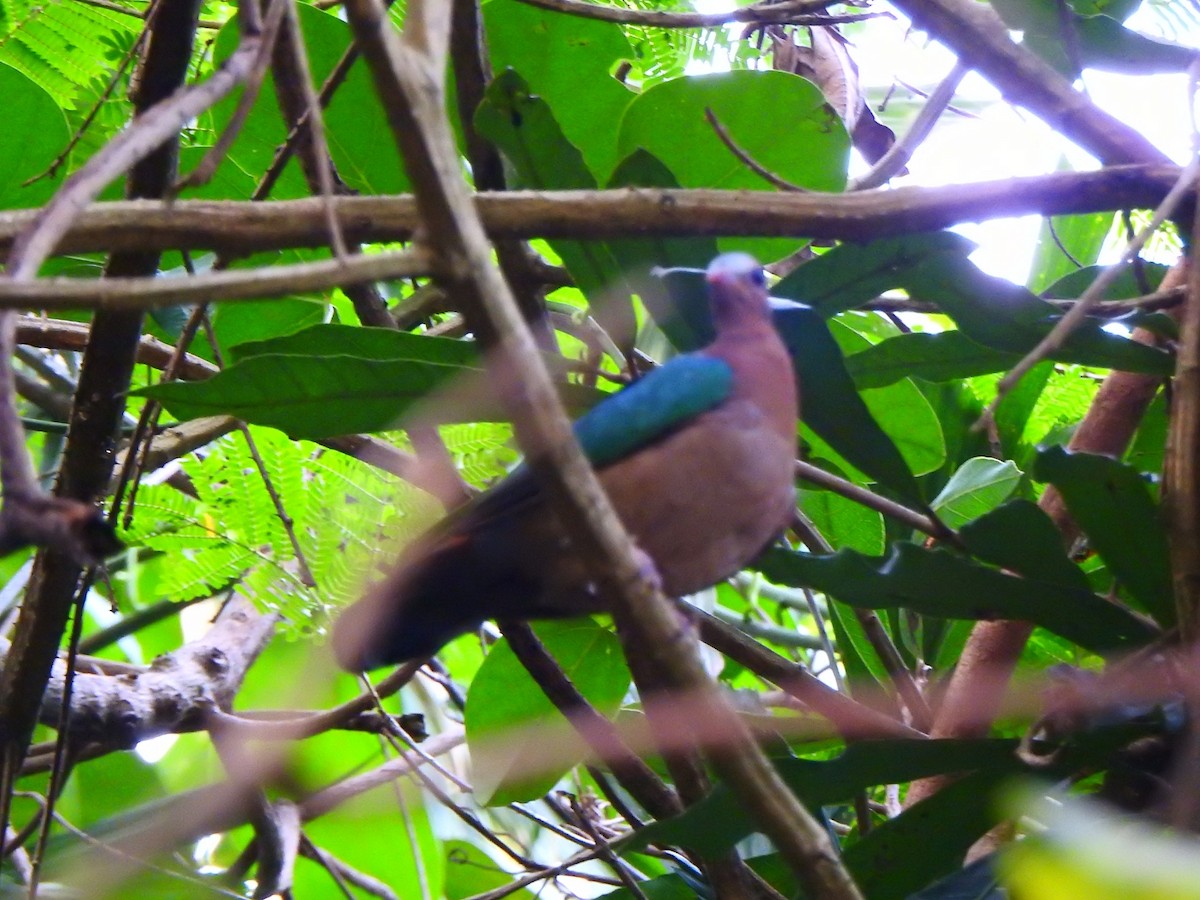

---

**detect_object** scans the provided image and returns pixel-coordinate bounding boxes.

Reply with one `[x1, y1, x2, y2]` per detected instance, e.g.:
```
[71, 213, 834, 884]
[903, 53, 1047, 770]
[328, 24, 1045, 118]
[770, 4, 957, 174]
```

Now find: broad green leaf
[1041, 262, 1168, 300]
[617, 70, 848, 261]
[298, 781, 443, 899]
[444, 840, 535, 900]
[213, 296, 329, 357]
[475, 69, 596, 193]
[465, 620, 631, 805]
[1027, 210, 1114, 295]
[846, 331, 1021, 389]
[994, 360, 1055, 461]
[910, 857, 1002, 900]
[773, 232, 974, 316]
[901, 253, 1174, 376]
[991, 0, 1194, 76]
[1125, 393, 1168, 476]
[1033, 447, 1175, 625]
[599, 854, 793, 900]
[475, 68, 630, 343]
[1052, 15, 1200, 75]
[799, 488, 885, 555]
[826, 595, 890, 685]
[140, 325, 604, 439]
[229, 323, 479, 364]
[617, 71, 848, 193]
[931, 457, 1022, 529]
[0, 62, 70, 210]
[632, 738, 1020, 856]
[758, 542, 1157, 654]
[209, 6, 408, 199]
[775, 307, 927, 505]
[960, 499, 1093, 593]
[606, 150, 719, 352]
[846, 770, 1010, 900]
[63, 752, 168, 829]
[484, 0, 634, 183]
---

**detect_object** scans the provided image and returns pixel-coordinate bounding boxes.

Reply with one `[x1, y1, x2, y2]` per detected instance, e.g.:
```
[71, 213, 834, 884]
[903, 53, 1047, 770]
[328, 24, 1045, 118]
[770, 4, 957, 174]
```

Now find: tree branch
[0, 165, 1182, 257]
[337, 0, 862, 895]
[0, 597, 276, 746]
[890, 0, 1171, 167]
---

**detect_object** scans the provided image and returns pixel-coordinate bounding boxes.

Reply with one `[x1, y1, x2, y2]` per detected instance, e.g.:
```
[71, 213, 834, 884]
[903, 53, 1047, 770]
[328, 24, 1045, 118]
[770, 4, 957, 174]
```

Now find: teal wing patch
[575, 355, 734, 468]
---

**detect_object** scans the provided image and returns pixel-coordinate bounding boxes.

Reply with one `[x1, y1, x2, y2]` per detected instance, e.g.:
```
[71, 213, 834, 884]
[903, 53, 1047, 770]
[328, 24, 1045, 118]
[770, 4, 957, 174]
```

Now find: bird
[332, 252, 800, 670]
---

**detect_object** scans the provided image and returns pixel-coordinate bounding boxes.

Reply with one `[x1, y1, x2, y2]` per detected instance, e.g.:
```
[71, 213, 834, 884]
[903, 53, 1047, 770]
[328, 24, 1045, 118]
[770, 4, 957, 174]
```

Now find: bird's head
[705, 252, 771, 331]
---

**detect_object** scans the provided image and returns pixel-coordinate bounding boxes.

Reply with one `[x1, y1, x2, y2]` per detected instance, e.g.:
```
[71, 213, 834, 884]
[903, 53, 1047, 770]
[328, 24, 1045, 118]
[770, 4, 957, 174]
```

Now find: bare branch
[0, 166, 1181, 257]
[890, 0, 1172, 166]
[513, 0, 875, 28]
[0, 597, 276, 745]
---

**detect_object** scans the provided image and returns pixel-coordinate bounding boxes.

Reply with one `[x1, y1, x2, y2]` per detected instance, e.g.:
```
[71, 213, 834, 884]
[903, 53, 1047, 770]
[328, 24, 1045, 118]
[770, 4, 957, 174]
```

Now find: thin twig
[173, 0, 288, 193]
[795, 459, 958, 543]
[976, 154, 1199, 431]
[705, 108, 807, 192]
[0, 247, 433, 310]
[850, 61, 969, 191]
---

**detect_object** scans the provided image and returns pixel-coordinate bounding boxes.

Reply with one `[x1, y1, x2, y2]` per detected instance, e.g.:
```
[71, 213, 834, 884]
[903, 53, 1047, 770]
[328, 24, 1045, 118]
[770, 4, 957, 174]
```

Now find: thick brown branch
[514, 0, 864, 27]
[890, 0, 1171, 167]
[0, 166, 1182, 258]
[0, 597, 276, 745]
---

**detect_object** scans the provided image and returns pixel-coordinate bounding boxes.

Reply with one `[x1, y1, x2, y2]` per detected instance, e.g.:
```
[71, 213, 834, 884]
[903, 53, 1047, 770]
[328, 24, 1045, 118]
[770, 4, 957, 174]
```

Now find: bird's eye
[748, 267, 767, 288]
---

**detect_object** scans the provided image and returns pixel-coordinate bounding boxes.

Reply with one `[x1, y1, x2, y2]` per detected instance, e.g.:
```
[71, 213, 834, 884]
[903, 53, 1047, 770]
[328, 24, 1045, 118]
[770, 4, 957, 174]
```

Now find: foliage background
[0, 0, 1197, 897]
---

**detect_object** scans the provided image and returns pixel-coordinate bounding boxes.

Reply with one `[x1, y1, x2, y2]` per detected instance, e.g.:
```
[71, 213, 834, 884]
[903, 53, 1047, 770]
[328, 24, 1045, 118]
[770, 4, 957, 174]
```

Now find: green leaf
[1041, 263, 1168, 301]
[846, 770, 1011, 900]
[1027, 210, 1115, 295]
[606, 150, 719, 352]
[846, 331, 1022, 389]
[617, 70, 848, 262]
[444, 840, 534, 900]
[758, 541, 1157, 655]
[632, 738, 1021, 855]
[994, 360, 1055, 461]
[776, 307, 927, 505]
[209, 6, 408, 199]
[484, 0, 634, 183]
[0, 62, 70, 210]
[475, 68, 596, 193]
[229, 323, 479, 364]
[799, 488, 885, 555]
[475, 68, 634, 342]
[1068, 15, 1200, 74]
[465, 620, 631, 805]
[991, 0, 1197, 76]
[900, 253, 1174, 376]
[617, 71, 848, 193]
[140, 325, 603, 439]
[931, 457, 1022, 529]
[1033, 447, 1175, 626]
[959, 499, 1093, 593]
[213, 295, 329, 357]
[773, 232, 974, 317]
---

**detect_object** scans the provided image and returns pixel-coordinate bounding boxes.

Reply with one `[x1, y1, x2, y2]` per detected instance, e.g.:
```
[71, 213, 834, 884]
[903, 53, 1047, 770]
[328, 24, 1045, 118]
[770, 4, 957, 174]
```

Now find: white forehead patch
[706, 252, 762, 279]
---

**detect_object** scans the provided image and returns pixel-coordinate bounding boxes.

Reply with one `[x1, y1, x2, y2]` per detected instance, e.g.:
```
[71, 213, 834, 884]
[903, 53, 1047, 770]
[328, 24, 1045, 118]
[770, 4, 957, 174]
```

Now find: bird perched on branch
[333, 252, 800, 670]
